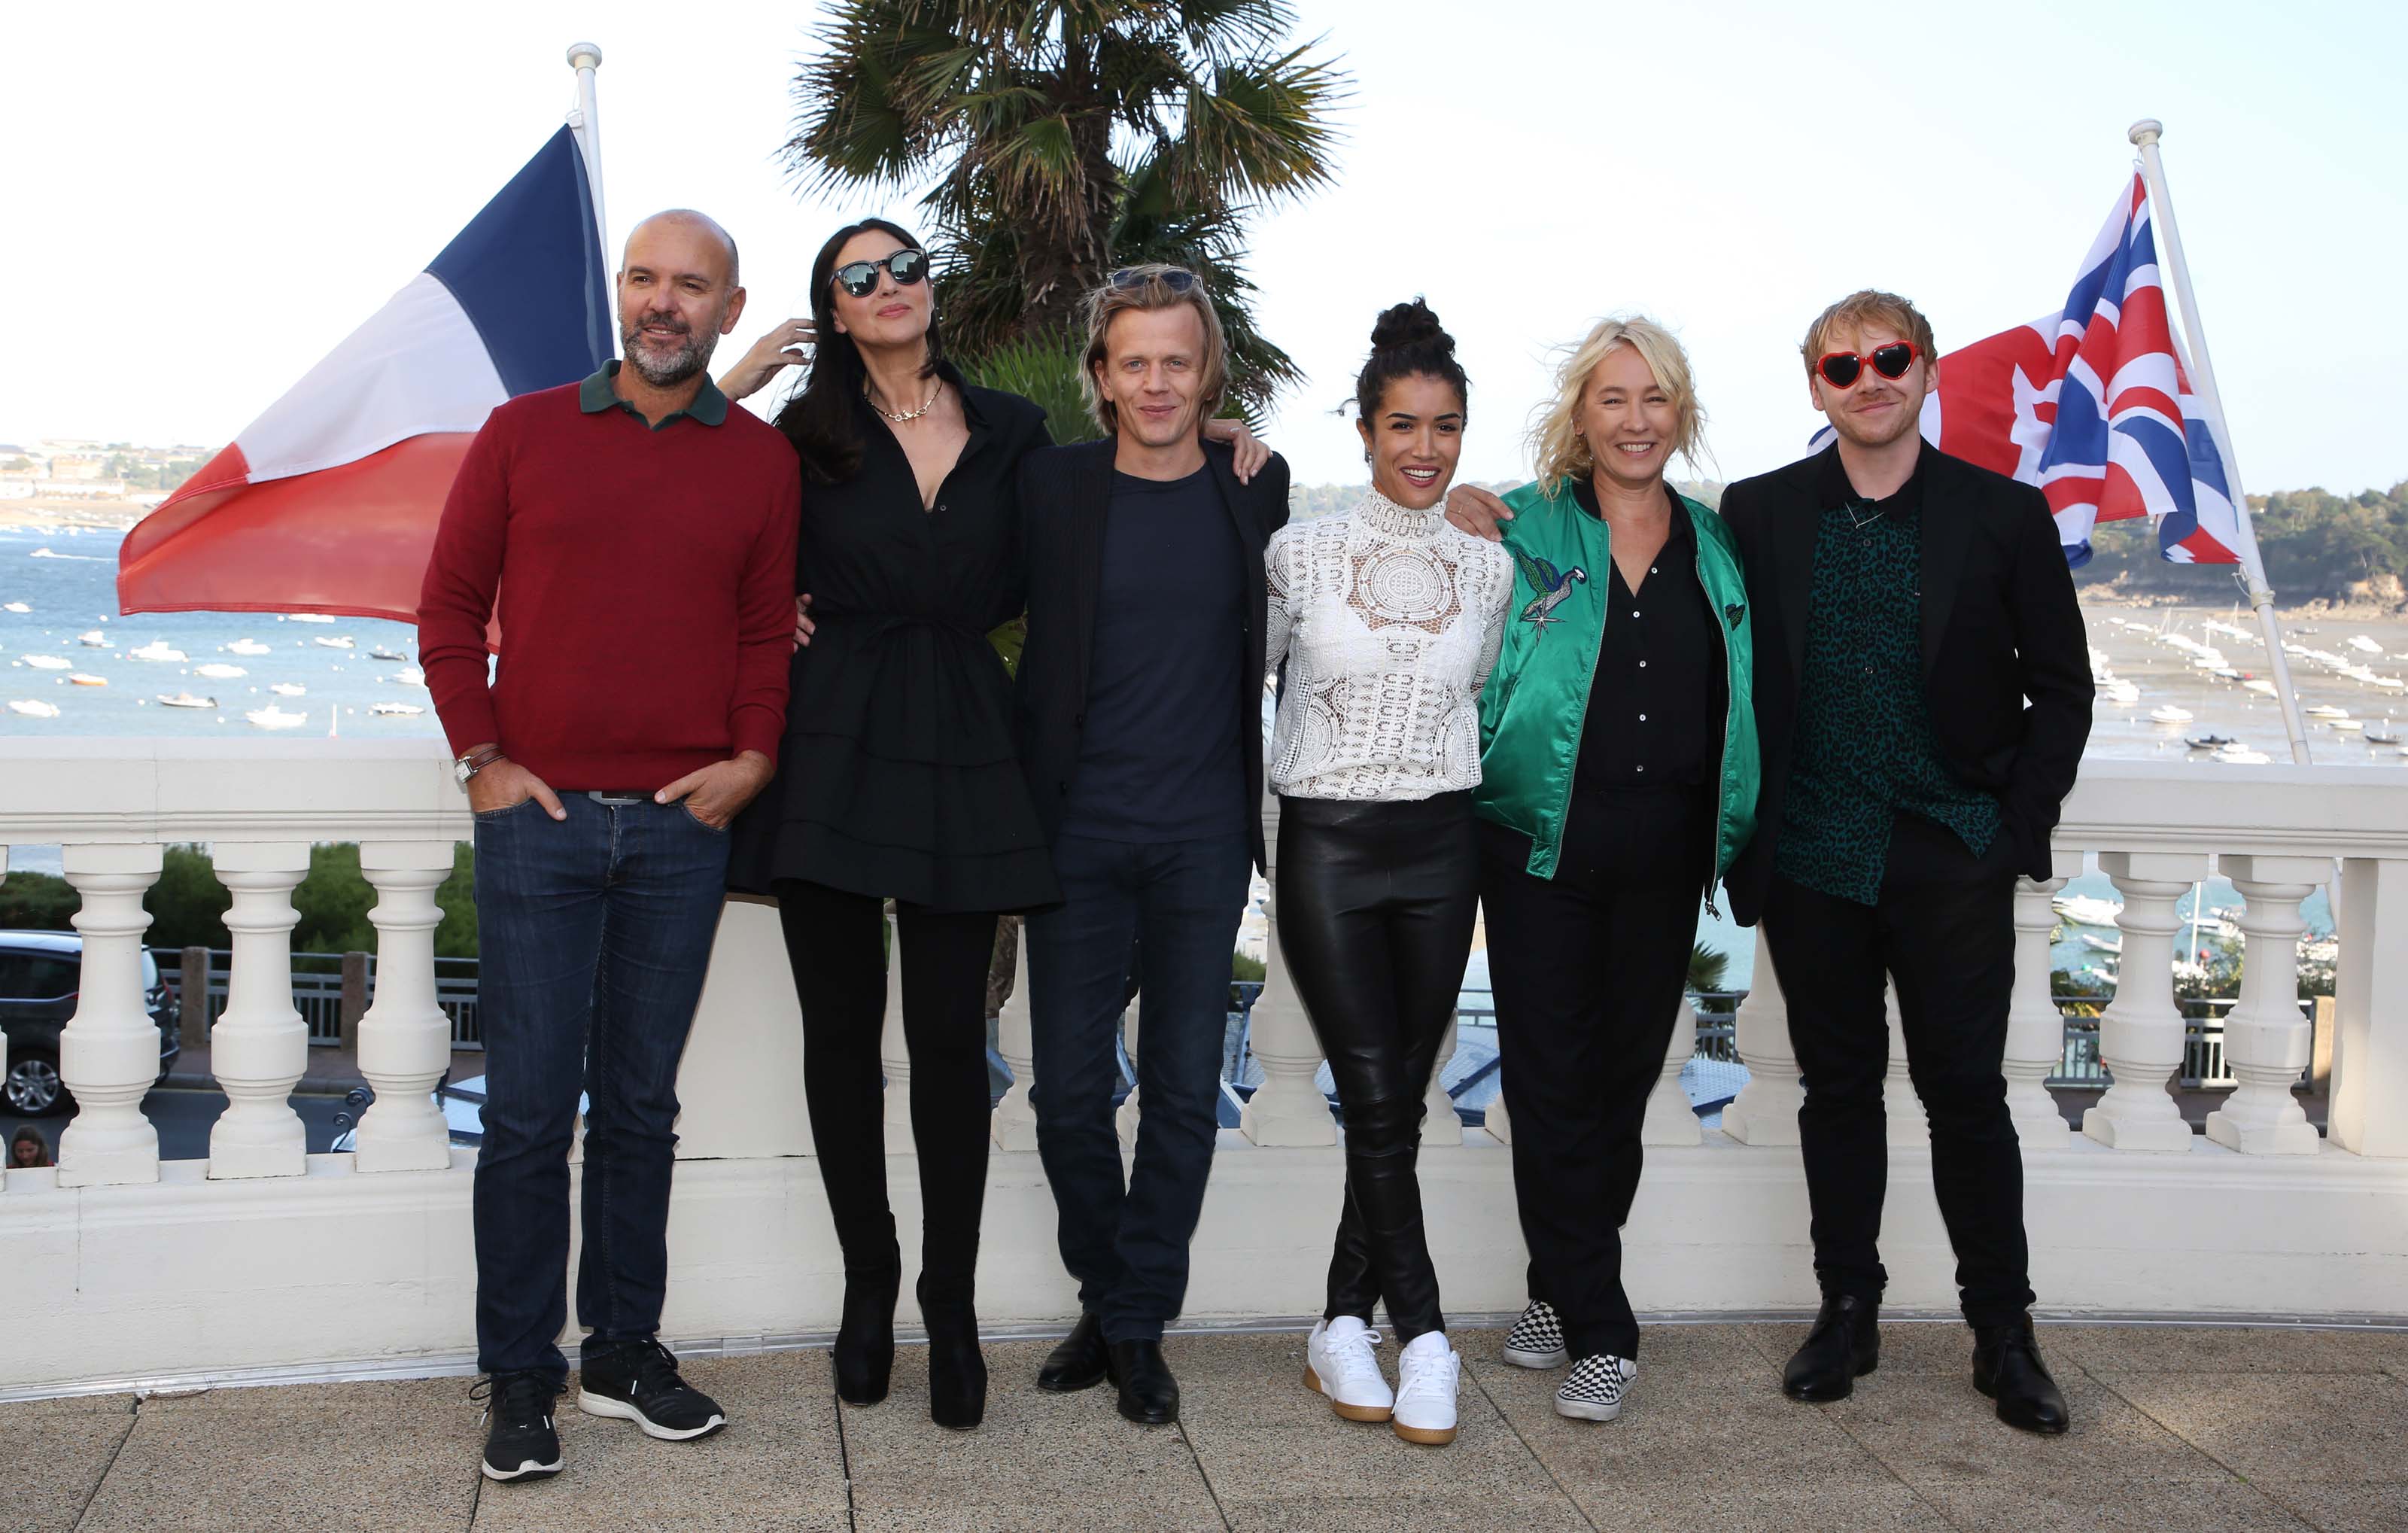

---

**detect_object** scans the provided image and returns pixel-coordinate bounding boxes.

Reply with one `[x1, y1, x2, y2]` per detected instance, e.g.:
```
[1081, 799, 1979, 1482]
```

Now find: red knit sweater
[417, 381, 801, 791]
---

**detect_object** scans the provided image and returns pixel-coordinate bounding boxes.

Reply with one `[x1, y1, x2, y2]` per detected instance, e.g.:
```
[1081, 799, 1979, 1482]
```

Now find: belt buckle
[587, 790, 648, 805]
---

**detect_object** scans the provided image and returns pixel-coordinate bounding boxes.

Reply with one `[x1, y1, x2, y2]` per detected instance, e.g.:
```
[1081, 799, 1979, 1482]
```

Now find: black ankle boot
[921, 1282, 987, 1431]
[833, 1267, 901, 1407]
[1974, 1316, 2071, 1435]
[1782, 1291, 1880, 1402]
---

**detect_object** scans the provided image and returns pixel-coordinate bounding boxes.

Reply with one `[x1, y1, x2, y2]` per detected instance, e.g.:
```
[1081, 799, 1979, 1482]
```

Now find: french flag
[117, 126, 611, 621]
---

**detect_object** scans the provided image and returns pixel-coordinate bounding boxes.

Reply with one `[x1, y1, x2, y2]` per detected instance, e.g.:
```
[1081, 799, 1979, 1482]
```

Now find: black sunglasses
[1108, 266, 1198, 294]
[832, 248, 929, 299]
[1815, 339, 1920, 390]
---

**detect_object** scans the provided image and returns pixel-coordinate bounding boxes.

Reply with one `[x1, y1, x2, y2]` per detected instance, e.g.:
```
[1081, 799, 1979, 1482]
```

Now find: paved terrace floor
[10, 1322, 2406, 1533]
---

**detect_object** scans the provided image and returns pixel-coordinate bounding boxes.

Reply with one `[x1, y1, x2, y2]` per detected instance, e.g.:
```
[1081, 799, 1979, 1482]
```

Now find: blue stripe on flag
[425, 126, 612, 397]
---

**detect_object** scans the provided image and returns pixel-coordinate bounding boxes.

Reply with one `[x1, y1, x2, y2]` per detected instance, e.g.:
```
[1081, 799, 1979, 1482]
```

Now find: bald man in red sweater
[418, 210, 800, 1486]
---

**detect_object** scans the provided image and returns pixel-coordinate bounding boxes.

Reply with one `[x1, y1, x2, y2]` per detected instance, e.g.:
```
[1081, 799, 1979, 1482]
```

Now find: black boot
[921, 1276, 987, 1431]
[1105, 1339, 1180, 1425]
[833, 1266, 901, 1407]
[1781, 1292, 1880, 1402]
[1974, 1317, 2071, 1435]
[1036, 1311, 1109, 1392]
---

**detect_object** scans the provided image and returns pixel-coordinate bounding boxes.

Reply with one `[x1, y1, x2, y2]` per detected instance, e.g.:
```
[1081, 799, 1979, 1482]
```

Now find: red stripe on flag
[118, 433, 475, 623]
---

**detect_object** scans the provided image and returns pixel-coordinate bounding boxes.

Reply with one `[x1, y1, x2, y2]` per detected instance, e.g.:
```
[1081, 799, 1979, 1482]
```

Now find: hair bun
[1370, 298, 1452, 355]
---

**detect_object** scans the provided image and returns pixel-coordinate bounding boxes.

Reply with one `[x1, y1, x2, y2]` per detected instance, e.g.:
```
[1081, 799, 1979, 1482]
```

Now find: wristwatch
[454, 747, 506, 788]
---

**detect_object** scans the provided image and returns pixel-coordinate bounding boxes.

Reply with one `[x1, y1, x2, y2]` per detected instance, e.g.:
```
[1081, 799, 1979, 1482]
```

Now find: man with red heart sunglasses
[1716, 290, 2091, 1435]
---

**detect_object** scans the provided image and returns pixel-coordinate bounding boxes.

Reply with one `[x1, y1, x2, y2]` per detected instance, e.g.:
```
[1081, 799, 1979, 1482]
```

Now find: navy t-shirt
[1061, 466, 1249, 843]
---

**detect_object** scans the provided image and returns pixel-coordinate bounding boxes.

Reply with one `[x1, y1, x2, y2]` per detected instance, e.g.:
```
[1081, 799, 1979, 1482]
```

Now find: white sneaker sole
[1554, 1394, 1625, 1422]
[1503, 1344, 1570, 1369]
[1391, 1415, 1458, 1445]
[1301, 1364, 1392, 1422]
[480, 1454, 562, 1482]
[576, 1389, 726, 1440]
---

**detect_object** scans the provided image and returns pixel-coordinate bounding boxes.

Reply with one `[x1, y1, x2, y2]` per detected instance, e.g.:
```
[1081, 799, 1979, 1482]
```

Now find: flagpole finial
[567, 41, 603, 70]
[2128, 119, 2164, 148]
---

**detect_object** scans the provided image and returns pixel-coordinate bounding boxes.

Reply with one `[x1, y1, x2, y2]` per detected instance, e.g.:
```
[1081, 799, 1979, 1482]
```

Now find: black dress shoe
[1781, 1292, 1880, 1402]
[1036, 1312, 1109, 1393]
[834, 1267, 901, 1407]
[1106, 1339, 1179, 1425]
[923, 1297, 987, 1431]
[1974, 1318, 2071, 1435]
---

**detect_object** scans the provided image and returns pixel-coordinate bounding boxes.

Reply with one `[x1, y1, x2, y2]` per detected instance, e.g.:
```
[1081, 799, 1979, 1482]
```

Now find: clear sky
[5, 0, 2400, 497]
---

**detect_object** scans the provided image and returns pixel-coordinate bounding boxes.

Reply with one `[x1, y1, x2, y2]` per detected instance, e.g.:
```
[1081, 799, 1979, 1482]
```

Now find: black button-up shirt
[1572, 479, 1724, 792]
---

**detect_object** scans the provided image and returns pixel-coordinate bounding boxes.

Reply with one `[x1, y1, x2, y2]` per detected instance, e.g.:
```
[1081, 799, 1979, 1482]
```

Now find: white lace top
[1263, 489, 1516, 801]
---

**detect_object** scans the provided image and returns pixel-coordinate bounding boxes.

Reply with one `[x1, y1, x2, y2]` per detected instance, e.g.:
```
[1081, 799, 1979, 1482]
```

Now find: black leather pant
[1275, 791, 1479, 1344]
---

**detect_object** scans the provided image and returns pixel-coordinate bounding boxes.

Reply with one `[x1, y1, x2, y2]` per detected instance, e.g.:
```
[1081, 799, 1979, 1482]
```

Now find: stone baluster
[1721, 929, 1804, 1145]
[2205, 856, 2326, 1154]
[1239, 807, 1335, 1147]
[1482, 1078, 1513, 1144]
[1115, 995, 1143, 1151]
[991, 931, 1039, 1151]
[1640, 994, 1704, 1146]
[2082, 852, 2208, 1151]
[2004, 856, 2084, 1148]
[1419, 1011, 1463, 1147]
[207, 842, 313, 1179]
[2331, 855, 2408, 1158]
[1883, 977, 1929, 1147]
[56, 844, 165, 1188]
[349, 841, 458, 1173]
[880, 909, 912, 1154]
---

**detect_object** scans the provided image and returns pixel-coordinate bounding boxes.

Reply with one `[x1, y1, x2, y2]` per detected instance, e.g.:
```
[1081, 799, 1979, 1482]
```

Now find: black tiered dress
[727, 370, 1063, 914]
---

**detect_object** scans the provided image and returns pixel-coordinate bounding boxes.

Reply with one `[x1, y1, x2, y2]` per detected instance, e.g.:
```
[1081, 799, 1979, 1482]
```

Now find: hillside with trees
[2072, 481, 2408, 610]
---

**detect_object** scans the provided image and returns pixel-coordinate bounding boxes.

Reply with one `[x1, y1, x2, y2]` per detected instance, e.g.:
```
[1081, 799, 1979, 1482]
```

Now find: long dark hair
[774, 217, 948, 484]
[1354, 297, 1468, 424]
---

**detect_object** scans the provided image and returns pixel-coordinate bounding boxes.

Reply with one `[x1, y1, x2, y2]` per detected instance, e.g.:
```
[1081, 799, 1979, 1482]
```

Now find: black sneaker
[1555, 1353, 1638, 1422]
[474, 1370, 565, 1483]
[1503, 1300, 1569, 1369]
[577, 1339, 728, 1440]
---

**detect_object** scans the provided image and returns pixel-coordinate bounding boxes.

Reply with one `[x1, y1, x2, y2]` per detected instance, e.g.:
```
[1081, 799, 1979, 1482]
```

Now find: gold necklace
[865, 376, 941, 424]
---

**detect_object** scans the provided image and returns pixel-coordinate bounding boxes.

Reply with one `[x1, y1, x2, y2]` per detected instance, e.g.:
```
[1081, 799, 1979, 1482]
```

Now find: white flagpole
[2127, 119, 2311, 765]
[567, 43, 608, 266]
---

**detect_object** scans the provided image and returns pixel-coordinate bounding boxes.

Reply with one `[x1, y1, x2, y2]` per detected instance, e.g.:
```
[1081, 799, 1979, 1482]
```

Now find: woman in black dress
[719, 219, 1263, 1430]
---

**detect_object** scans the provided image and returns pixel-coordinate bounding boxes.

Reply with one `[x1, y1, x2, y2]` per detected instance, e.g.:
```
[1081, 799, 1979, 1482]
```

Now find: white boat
[2307, 704, 2351, 719]
[2148, 704, 2194, 723]
[78, 629, 110, 648]
[369, 701, 424, 717]
[2081, 933, 2124, 954]
[312, 636, 354, 650]
[21, 654, 71, 671]
[245, 705, 308, 730]
[2349, 635, 2385, 655]
[2204, 619, 2254, 640]
[2053, 894, 2124, 927]
[288, 613, 336, 624]
[68, 673, 106, 686]
[269, 683, 307, 698]
[2334, 719, 2366, 732]
[193, 662, 248, 680]
[2216, 746, 2273, 764]
[6, 698, 60, 718]
[129, 640, 187, 662]
[2, 601, 29, 613]
[227, 638, 272, 657]
[2096, 678, 2141, 704]
[368, 647, 408, 662]
[395, 666, 425, 688]
[157, 692, 216, 709]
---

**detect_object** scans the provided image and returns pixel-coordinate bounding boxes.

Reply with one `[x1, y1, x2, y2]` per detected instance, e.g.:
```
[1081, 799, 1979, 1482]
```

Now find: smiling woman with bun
[1262, 299, 1514, 1448]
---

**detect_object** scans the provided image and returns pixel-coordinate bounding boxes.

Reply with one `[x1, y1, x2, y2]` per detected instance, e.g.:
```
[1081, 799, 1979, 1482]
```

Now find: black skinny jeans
[1276, 791, 1479, 1345]
[1479, 786, 1713, 1362]
[774, 879, 999, 1308]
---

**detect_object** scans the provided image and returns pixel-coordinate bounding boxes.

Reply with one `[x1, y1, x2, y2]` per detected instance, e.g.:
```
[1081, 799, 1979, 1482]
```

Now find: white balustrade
[2333, 853, 2408, 1157]
[1239, 811, 1336, 1148]
[1640, 996, 1703, 1146]
[2082, 852, 2209, 1151]
[1482, 1077, 1513, 1143]
[205, 841, 313, 1179]
[1882, 978, 1929, 1148]
[55, 843, 165, 1188]
[2205, 856, 2326, 1155]
[2005, 856, 2084, 1148]
[1114, 993, 1142, 1151]
[880, 909, 911, 1154]
[1720, 929, 1803, 1145]
[1419, 1012, 1463, 1148]
[991, 929, 1039, 1151]
[349, 841, 459, 1173]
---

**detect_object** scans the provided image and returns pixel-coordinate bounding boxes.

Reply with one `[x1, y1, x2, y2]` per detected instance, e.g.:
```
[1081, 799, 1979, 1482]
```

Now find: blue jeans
[1026, 831, 1251, 1343]
[471, 792, 731, 1379]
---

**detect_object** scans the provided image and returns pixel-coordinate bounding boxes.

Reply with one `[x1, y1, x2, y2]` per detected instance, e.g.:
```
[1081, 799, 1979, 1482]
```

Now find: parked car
[0, 930, 180, 1118]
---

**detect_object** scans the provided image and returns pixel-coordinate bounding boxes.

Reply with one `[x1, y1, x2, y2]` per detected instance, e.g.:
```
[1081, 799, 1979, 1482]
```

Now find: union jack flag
[1826, 172, 2242, 567]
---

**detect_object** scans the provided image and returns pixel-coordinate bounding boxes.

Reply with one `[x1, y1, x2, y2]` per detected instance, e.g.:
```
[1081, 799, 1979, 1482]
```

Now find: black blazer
[1014, 436, 1291, 869]
[1719, 443, 2090, 926]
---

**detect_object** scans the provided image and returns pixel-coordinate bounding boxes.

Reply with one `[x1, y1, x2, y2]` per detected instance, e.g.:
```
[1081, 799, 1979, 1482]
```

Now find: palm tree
[785, 0, 1348, 422]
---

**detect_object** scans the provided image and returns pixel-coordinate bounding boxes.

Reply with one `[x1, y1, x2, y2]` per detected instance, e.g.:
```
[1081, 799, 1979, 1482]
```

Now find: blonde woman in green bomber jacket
[1468, 316, 1759, 1425]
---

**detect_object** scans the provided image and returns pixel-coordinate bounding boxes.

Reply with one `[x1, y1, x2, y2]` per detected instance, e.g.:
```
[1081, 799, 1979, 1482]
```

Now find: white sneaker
[1503, 1300, 1569, 1368]
[1391, 1331, 1460, 1446]
[1555, 1353, 1637, 1422]
[1303, 1317, 1393, 1422]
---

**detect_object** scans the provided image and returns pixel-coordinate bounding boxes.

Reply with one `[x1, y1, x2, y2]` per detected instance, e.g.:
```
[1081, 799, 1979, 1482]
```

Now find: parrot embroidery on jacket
[1510, 547, 1588, 636]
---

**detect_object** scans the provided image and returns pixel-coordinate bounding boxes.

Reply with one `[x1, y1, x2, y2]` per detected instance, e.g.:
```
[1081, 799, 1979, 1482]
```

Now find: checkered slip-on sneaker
[1554, 1354, 1639, 1422]
[1503, 1300, 1569, 1369]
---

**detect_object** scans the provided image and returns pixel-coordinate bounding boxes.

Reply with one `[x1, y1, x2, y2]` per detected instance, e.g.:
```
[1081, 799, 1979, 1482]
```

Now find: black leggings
[774, 880, 999, 1307]
[1275, 791, 1479, 1344]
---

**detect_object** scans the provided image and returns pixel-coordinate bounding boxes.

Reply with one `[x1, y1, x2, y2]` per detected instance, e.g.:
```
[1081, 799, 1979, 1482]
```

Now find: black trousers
[1276, 791, 1480, 1346]
[1756, 811, 2036, 1328]
[774, 879, 999, 1307]
[1479, 786, 1713, 1361]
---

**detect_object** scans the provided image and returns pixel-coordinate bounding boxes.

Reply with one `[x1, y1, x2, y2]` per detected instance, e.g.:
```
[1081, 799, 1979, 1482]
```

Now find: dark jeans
[1026, 829, 1251, 1344]
[1758, 810, 2035, 1328]
[773, 878, 998, 1306]
[1479, 787, 1713, 1361]
[1277, 792, 1478, 1346]
[472, 793, 731, 1380]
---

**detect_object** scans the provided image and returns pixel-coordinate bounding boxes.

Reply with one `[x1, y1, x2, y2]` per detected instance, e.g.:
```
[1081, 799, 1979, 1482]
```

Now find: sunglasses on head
[1815, 340, 1920, 390]
[1108, 266, 1198, 294]
[832, 248, 929, 299]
